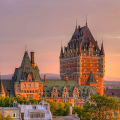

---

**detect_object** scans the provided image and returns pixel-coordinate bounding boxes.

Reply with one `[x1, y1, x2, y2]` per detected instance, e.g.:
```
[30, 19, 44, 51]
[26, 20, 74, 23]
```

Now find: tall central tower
[59, 22, 105, 95]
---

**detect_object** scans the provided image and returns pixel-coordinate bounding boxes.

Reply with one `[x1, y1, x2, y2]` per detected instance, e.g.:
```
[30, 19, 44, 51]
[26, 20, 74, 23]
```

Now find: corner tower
[0, 74, 5, 97]
[59, 22, 105, 95]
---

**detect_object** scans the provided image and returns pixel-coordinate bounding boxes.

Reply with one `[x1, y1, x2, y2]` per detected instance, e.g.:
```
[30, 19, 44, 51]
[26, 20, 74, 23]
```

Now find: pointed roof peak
[86, 14, 88, 28]
[100, 37, 105, 55]
[0, 72, 5, 95]
[76, 18, 77, 29]
[87, 71, 97, 84]
[21, 50, 30, 67]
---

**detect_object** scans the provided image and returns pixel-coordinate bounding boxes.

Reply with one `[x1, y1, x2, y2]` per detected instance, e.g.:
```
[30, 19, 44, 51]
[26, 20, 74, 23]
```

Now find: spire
[60, 41, 63, 58]
[0, 72, 5, 95]
[86, 14, 88, 28]
[100, 38, 105, 55]
[21, 51, 29, 67]
[76, 18, 77, 29]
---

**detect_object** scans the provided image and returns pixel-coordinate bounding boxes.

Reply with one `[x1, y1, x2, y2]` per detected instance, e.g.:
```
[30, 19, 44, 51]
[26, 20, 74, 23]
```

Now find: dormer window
[75, 89, 77, 92]
[65, 89, 66, 92]
[54, 89, 55, 92]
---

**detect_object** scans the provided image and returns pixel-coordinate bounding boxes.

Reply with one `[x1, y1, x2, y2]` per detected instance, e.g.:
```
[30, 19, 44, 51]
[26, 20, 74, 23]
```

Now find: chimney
[66, 76, 68, 82]
[44, 75, 46, 83]
[30, 52, 35, 68]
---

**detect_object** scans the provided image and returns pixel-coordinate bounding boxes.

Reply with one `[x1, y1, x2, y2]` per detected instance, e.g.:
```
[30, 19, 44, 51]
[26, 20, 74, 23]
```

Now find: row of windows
[51, 92, 90, 98]
[61, 60, 78, 64]
[26, 94, 41, 98]
[61, 64, 77, 69]
[84, 64, 99, 67]
[18, 89, 41, 93]
[24, 84, 41, 88]
[24, 84, 35, 88]
[30, 112, 45, 118]
[84, 60, 99, 63]
[84, 74, 99, 78]
[84, 69, 99, 72]
[54, 89, 77, 93]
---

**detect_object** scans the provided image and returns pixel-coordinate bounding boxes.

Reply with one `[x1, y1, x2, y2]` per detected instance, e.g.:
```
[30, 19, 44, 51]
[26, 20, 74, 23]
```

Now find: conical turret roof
[60, 45, 64, 58]
[0, 74, 5, 95]
[100, 41, 105, 55]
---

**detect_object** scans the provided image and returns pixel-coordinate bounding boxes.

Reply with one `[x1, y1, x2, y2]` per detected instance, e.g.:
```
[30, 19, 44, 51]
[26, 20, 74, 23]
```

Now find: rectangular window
[24, 84, 26, 88]
[12, 113, 16, 118]
[33, 84, 35, 88]
[29, 84, 31, 87]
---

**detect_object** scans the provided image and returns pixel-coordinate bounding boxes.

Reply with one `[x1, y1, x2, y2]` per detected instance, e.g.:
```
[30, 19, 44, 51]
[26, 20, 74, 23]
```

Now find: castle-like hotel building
[0, 21, 105, 106]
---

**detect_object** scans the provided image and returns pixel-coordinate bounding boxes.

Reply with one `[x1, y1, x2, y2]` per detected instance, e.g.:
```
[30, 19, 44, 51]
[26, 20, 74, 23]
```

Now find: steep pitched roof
[60, 45, 64, 58]
[68, 24, 100, 52]
[41, 79, 98, 98]
[86, 71, 97, 84]
[12, 51, 41, 83]
[0, 78, 5, 95]
[2, 79, 15, 97]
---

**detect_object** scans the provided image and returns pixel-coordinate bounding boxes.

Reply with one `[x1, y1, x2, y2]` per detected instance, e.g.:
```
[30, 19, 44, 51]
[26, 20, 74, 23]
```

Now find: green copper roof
[41, 79, 98, 99]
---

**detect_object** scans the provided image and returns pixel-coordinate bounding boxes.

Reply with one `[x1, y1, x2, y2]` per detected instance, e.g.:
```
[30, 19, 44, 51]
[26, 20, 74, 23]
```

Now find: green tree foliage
[90, 94, 120, 120]
[0, 95, 119, 119]
[0, 114, 13, 120]
[73, 95, 120, 120]
[46, 100, 71, 116]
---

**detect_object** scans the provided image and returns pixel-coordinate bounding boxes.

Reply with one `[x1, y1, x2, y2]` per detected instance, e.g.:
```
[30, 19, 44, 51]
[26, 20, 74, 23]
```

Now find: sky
[0, 0, 120, 78]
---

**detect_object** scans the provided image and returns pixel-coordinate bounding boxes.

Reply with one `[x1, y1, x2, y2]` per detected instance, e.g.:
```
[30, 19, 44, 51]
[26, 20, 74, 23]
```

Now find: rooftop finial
[86, 14, 88, 27]
[76, 18, 77, 29]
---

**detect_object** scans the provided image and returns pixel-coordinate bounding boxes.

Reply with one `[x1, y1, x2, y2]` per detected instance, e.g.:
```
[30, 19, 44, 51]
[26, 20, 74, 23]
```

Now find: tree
[0, 114, 13, 120]
[90, 94, 120, 120]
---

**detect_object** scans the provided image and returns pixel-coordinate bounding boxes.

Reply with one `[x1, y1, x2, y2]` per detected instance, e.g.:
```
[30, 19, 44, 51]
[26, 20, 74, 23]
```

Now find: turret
[60, 43, 64, 58]
[0, 73, 5, 97]
[100, 41, 105, 55]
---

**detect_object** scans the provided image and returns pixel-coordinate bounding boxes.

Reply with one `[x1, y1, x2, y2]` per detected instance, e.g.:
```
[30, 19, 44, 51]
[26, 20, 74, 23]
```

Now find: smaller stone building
[0, 102, 21, 120]
[20, 99, 52, 120]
